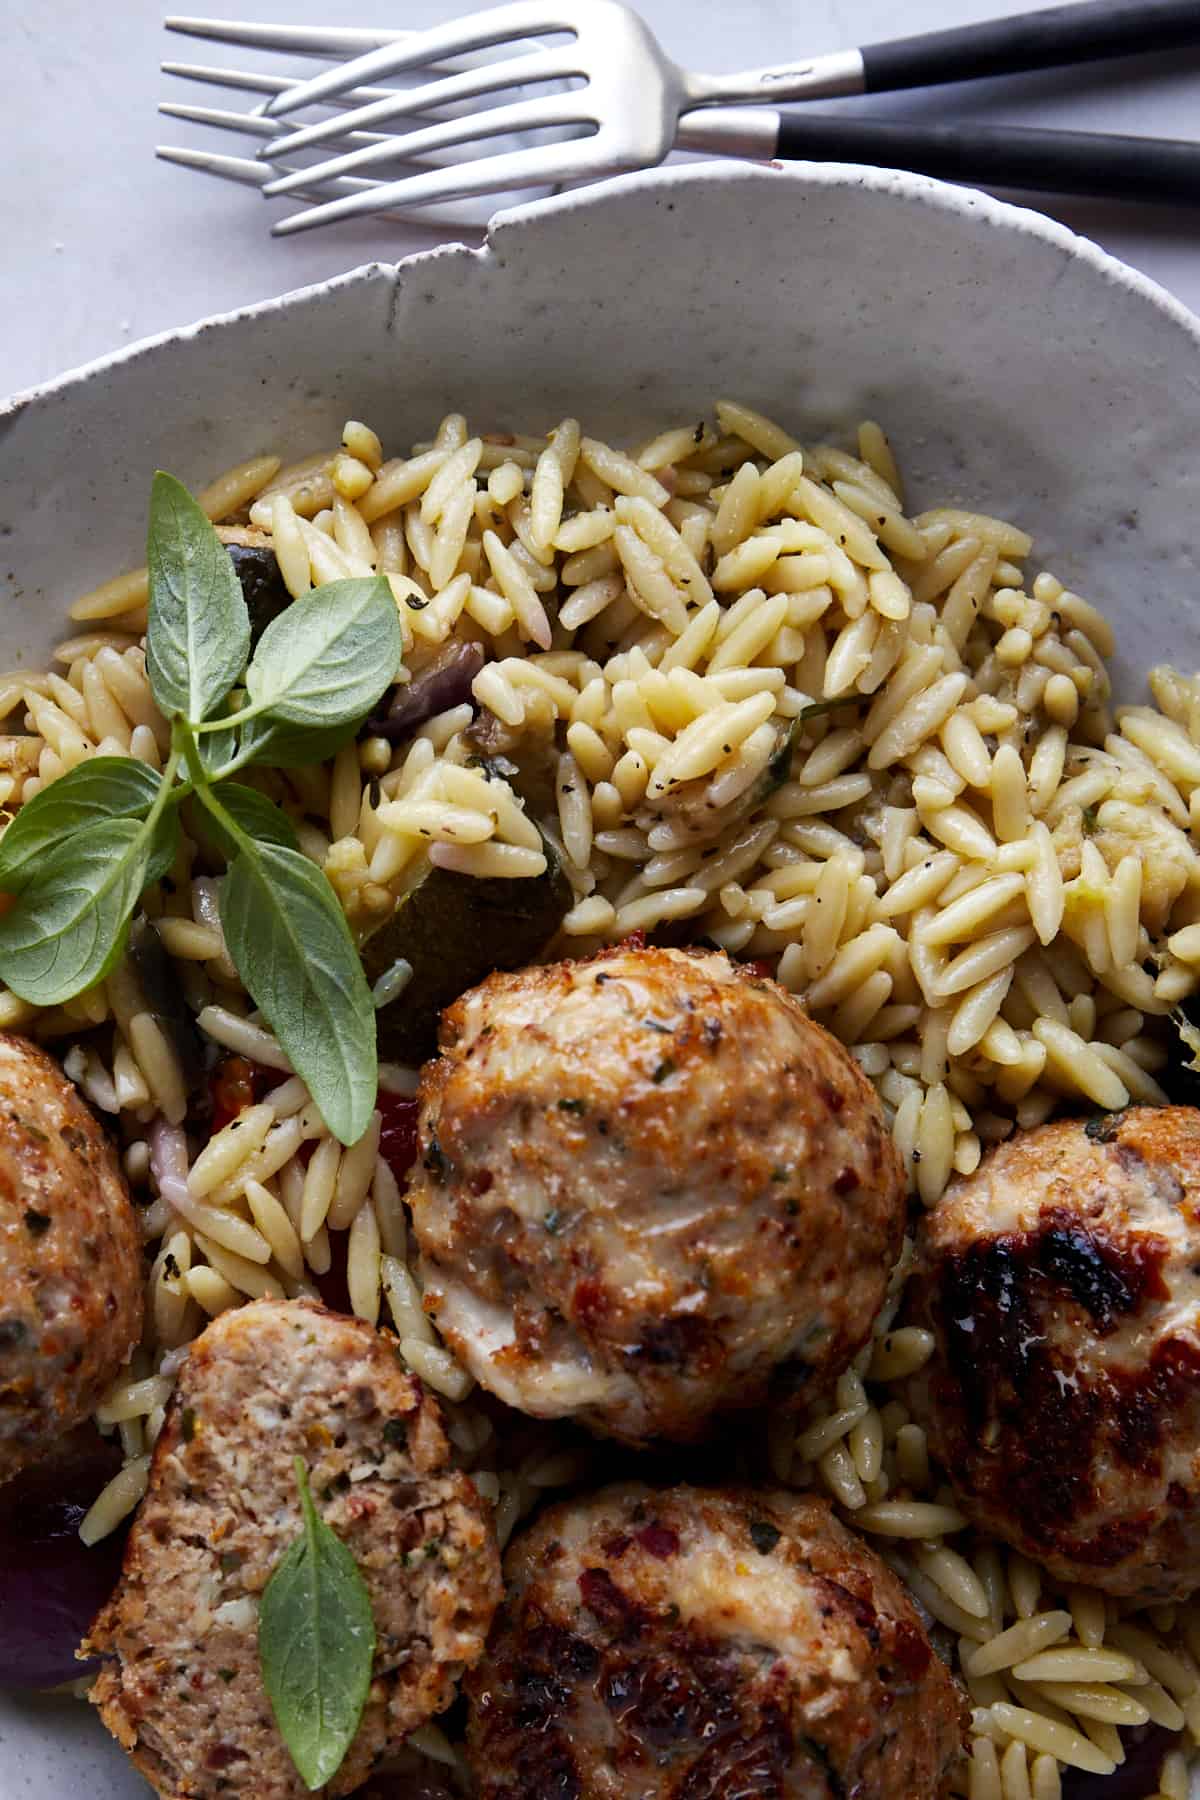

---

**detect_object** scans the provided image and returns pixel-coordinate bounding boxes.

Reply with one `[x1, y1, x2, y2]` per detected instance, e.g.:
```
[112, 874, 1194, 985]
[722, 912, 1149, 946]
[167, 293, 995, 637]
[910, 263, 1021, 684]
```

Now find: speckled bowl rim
[3, 158, 1199, 419]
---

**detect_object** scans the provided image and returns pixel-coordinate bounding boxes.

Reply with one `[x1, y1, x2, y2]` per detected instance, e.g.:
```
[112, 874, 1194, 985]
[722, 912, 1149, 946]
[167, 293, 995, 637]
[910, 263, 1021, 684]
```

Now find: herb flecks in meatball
[0, 1032, 142, 1486]
[407, 946, 906, 1444]
[904, 1106, 1200, 1599]
[465, 1483, 966, 1799]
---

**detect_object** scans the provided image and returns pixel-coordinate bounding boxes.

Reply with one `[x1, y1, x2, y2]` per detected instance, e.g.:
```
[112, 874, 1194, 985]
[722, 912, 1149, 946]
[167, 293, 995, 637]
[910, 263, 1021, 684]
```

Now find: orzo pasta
[4, 399, 1200, 1797]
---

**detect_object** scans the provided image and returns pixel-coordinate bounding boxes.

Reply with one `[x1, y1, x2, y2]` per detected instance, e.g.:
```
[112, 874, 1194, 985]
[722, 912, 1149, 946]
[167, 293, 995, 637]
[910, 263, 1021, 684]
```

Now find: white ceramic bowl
[2, 161, 1199, 1799]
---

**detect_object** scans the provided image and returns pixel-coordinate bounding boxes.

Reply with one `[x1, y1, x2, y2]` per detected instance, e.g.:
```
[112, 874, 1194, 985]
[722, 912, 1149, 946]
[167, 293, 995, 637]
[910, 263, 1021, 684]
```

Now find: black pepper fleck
[750, 1520, 782, 1555]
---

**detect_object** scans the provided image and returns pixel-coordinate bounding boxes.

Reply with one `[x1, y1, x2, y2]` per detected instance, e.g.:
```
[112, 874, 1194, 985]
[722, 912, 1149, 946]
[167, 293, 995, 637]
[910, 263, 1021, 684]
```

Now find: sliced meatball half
[0, 1032, 143, 1485]
[465, 1482, 967, 1798]
[84, 1298, 501, 1799]
[407, 946, 906, 1444]
[904, 1106, 1200, 1599]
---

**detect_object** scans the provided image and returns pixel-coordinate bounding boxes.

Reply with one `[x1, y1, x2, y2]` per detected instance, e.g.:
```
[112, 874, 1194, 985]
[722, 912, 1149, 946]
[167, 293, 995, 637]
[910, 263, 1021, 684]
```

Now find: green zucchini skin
[362, 845, 572, 1063]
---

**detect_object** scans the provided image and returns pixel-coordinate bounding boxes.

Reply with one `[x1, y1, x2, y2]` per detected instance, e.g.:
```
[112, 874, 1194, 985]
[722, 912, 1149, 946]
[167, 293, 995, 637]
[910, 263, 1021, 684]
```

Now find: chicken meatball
[465, 1483, 966, 1798]
[903, 1106, 1200, 1600]
[84, 1299, 501, 1799]
[0, 1032, 142, 1485]
[407, 946, 905, 1444]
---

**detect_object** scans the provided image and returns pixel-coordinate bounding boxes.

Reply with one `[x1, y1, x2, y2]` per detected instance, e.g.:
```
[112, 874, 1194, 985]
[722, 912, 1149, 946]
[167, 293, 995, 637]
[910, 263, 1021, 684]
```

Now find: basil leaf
[194, 785, 299, 860]
[237, 712, 363, 772]
[0, 758, 163, 892]
[196, 715, 242, 779]
[259, 1457, 375, 1794]
[146, 472, 251, 723]
[0, 812, 175, 1006]
[244, 577, 401, 732]
[220, 839, 376, 1145]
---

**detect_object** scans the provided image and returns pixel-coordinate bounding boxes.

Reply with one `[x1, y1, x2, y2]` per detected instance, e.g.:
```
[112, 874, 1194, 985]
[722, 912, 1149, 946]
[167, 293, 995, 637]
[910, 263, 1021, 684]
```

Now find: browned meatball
[407, 946, 906, 1445]
[84, 1299, 501, 1799]
[465, 1483, 966, 1798]
[0, 1032, 143, 1485]
[904, 1106, 1200, 1600]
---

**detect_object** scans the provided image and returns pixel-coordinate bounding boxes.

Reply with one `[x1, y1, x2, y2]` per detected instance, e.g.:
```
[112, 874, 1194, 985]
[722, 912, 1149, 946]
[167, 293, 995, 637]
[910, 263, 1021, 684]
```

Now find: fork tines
[160, 30, 476, 204]
[161, 60, 406, 109]
[159, 7, 602, 234]
[164, 17, 408, 56]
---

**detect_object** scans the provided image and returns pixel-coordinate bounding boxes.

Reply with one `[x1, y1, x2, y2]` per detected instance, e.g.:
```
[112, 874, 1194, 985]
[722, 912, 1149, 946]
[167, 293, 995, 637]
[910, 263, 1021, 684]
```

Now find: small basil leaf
[146, 472, 251, 723]
[0, 815, 169, 1006]
[195, 785, 299, 860]
[237, 712, 363, 772]
[219, 840, 376, 1145]
[259, 1458, 375, 1793]
[244, 577, 401, 732]
[196, 715, 242, 779]
[0, 758, 163, 892]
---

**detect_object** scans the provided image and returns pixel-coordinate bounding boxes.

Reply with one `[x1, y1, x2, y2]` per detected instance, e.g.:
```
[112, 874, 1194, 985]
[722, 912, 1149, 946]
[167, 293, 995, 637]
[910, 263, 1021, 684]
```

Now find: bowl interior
[1, 160, 1200, 1798]
[4, 162, 1200, 701]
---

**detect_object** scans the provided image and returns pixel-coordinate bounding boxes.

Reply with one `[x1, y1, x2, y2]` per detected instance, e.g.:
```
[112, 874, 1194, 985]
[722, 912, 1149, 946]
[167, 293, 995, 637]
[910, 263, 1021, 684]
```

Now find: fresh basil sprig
[258, 1457, 376, 1792]
[0, 472, 403, 1143]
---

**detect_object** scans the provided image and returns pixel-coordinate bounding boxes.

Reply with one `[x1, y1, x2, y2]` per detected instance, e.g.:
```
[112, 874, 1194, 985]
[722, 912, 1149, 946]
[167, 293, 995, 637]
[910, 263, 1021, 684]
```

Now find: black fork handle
[861, 0, 1200, 93]
[775, 111, 1200, 205]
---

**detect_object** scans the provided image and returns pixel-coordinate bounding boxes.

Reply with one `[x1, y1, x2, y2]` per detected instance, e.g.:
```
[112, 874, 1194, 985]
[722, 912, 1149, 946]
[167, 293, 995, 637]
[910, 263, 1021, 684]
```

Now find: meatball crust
[84, 1299, 501, 1799]
[408, 947, 905, 1444]
[904, 1106, 1200, 1599]
[465, 1483, 966, 1799]
[0, 1032, 142, 1485]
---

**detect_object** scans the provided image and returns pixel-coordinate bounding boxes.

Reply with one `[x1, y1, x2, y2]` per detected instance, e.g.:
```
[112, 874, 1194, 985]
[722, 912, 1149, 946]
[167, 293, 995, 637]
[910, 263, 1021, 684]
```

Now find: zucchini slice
[362, 841, 571, 1062]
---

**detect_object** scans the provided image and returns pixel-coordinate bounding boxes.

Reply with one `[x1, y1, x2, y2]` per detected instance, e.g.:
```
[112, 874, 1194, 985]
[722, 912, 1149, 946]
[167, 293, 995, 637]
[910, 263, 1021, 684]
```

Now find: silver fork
[160, 23, 576, 226]
[162, 1, 1200, 235]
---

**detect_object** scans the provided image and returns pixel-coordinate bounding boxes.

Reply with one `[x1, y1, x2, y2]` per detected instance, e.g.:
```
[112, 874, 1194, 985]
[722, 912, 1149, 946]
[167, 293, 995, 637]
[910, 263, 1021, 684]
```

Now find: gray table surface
[2, 0, 1199, 403]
